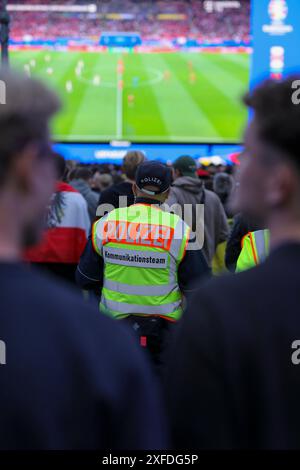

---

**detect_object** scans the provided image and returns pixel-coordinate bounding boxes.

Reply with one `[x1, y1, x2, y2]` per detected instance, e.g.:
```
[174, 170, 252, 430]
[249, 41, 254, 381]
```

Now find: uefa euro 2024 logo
[268, 0, 288, 22]
[263, 0, 292, 35]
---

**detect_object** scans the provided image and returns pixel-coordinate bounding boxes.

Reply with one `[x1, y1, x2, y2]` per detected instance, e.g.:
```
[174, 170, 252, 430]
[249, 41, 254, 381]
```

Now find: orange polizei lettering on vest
[102, 220, 119, 244]
[161, 226, 172, 250]
[150, 225, 164, 248]
[102, 220, 174, 250]
[116, 221, 127, 241]
[138, 224, 152, 245]
[149, 225, 159, 241]
[128, 222, 140, 243]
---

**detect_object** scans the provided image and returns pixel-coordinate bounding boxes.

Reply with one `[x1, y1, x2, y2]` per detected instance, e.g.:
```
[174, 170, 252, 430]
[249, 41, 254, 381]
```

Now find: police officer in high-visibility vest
[77, 161, 210, 366]
[236, 229, 270, 272]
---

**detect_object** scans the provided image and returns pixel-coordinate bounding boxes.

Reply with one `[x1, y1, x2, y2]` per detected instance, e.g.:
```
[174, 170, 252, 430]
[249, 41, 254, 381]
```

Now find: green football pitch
[11, 49, 250, 143]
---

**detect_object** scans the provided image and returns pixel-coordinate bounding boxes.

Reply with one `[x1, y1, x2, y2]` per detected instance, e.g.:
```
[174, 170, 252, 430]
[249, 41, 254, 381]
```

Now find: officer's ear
[132, 183, 138, 197]
[161, 188, 170, 203]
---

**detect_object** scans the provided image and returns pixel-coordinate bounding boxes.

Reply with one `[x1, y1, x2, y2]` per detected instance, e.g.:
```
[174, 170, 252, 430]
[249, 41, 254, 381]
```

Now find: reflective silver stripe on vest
[253, 230, 268, 263]
[168, 219, 186, 285]
[104, 279, 178, 296]
[103, 247, 168, 269]
[169, 219, 188, 260]
[94, 214, 109, 256]
[101, 297, 182, 315]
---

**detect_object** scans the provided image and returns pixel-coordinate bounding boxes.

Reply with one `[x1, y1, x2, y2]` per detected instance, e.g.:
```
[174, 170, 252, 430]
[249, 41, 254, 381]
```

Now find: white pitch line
[116, 69, 123, 140]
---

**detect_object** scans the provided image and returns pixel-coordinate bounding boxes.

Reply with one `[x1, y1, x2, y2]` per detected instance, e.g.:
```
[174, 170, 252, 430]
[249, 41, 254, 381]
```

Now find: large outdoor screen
[9, 0, 251, 143]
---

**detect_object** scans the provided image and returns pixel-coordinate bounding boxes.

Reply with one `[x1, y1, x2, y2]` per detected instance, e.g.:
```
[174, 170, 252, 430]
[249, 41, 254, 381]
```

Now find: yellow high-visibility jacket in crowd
[92, 203, 191, 320]
[212, 218, 234, 276]
[236, 229, 270, 273]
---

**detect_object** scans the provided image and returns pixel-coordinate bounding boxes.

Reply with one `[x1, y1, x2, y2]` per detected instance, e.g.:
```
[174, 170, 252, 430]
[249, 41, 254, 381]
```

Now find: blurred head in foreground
[0, 68, 60, 254]
[234, 76, 300, 234]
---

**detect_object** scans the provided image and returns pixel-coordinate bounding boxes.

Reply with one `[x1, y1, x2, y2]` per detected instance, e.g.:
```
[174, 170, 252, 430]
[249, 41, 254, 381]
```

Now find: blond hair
[122, 151, 145, 180]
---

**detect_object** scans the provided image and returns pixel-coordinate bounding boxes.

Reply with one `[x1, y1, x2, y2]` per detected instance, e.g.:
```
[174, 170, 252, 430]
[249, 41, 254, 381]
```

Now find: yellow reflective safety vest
[92, 203, 191, 321]
[236, 229, 270, 273]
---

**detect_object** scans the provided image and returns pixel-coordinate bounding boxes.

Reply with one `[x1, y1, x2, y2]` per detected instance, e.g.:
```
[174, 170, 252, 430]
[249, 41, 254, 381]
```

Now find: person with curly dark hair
[166, 76, 300, 449]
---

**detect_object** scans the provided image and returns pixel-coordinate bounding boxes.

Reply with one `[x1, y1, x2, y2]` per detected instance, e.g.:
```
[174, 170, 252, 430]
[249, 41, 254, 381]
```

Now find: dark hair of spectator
[53, 153, 66, 180]
[243, 76, 300, 167]
[71, 167, 93, 181]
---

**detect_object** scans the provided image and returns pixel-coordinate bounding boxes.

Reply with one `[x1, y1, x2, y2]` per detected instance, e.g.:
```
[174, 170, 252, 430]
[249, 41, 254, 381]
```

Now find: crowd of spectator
[1, 46, 300, 455]
[22, 154, 234, 286]
[9, 0, 250, 44]
[64, 158, 235, 228]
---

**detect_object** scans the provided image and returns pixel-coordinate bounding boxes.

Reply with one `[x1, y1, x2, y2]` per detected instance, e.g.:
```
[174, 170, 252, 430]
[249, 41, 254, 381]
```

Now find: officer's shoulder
[94, 207, 121, 225]
[171, 211, 190, 231]
[111, 206, 130, 217]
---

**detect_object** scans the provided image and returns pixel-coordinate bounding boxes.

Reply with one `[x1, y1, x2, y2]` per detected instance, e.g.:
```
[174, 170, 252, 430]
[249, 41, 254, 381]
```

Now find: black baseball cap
[135, 161, 172, 195]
